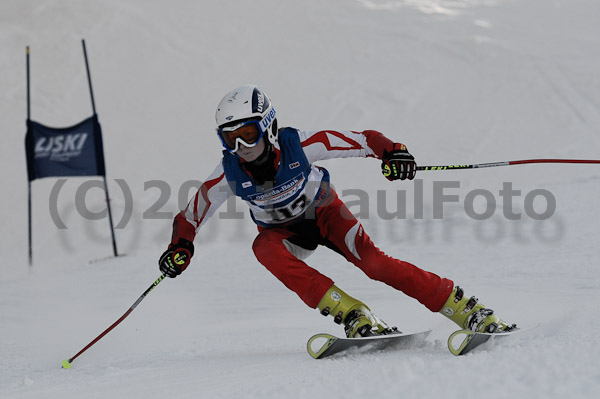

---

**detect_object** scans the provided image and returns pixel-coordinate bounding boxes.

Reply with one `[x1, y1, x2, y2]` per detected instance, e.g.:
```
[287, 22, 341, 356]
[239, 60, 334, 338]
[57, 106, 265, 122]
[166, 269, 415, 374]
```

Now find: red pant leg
[316, 192, 454, 312]
[252, 228, 334, 308]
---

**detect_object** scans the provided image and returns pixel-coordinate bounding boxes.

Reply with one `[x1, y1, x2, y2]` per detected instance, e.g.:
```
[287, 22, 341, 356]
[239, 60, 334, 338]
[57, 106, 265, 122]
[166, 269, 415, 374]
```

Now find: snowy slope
[1, 0, 600, 398]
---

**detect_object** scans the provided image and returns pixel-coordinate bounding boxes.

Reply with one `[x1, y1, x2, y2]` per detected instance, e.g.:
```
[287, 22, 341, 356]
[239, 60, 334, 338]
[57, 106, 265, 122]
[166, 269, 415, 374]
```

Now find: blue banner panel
[25, 115, 106, 181]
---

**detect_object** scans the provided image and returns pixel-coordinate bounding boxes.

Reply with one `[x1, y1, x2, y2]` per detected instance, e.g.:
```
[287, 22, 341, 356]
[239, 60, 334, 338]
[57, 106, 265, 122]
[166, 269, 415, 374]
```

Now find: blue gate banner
[25, 115, 106, 181]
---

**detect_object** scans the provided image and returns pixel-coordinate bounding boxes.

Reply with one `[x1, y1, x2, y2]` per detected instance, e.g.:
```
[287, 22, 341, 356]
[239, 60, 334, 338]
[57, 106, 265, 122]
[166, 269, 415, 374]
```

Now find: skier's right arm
[298, 129, 417, 181]
[159, 162, 232, 278]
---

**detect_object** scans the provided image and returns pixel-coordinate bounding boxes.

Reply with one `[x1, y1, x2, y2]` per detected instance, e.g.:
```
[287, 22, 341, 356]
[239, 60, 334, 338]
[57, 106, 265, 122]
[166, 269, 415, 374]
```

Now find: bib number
[266, 194, 309, 222]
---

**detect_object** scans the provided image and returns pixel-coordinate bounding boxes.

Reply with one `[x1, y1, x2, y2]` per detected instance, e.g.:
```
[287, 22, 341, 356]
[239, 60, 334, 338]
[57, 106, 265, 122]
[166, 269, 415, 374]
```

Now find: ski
[307, 330, 431, 359]
[447, 326, 534, 356]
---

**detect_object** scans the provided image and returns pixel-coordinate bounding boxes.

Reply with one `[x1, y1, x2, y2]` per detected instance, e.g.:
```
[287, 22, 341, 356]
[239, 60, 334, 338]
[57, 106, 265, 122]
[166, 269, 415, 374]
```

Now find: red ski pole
[61, 274, 167, 369]
[417, 158, 600, 171]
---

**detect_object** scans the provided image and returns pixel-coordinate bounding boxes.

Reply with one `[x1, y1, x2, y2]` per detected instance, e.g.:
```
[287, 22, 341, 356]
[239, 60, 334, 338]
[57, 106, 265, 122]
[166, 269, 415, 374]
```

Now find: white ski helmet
[215, 85, 278, 146]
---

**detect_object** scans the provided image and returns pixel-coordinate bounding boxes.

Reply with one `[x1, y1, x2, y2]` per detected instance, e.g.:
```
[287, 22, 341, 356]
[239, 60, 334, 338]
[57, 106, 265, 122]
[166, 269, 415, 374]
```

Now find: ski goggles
[217, 119, 266, 154]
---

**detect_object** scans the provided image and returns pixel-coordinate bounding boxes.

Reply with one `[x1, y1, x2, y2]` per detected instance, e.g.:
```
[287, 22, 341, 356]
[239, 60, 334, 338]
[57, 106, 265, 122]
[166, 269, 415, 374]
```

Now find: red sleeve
[171, 211, 197, 244]
[362, 130, 401, 159]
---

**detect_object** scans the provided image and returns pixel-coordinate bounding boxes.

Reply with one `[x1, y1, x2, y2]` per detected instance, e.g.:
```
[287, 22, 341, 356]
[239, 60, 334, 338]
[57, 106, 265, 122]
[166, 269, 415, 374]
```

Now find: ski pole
[417, 158, 600, 171]
[62, 273, 167, 369]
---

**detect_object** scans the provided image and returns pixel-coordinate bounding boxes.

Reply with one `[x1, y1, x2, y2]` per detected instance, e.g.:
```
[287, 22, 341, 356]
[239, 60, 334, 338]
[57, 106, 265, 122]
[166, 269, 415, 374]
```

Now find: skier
[159, 85, 515, 338]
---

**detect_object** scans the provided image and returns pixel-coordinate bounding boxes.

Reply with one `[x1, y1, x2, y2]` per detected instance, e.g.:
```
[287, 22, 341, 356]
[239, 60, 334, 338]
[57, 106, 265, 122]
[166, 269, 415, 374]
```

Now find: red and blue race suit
[170, 128, 453, 311]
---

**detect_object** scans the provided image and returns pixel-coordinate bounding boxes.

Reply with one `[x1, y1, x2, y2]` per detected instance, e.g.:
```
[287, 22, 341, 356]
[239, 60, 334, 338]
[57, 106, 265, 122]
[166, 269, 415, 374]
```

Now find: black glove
[159, 238, 195, 278]
[381, 143, 417, 181]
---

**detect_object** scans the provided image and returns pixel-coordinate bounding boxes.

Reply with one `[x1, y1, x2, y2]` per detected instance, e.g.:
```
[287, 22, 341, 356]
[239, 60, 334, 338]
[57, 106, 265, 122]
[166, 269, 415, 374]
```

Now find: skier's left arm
[299, 129, 417, 181]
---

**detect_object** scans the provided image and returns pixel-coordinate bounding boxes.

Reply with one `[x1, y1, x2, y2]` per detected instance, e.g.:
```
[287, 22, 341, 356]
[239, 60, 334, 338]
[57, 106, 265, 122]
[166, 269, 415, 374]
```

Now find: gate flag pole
[26, 46, 33, 266]
[82, 39, 118, 257]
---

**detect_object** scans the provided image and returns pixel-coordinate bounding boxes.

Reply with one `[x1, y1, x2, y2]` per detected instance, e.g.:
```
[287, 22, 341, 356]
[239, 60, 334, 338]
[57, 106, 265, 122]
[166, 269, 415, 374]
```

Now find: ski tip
[447, 330, 472, 356]
[447, 324, 539, 356]
[307, 333, 337, 359]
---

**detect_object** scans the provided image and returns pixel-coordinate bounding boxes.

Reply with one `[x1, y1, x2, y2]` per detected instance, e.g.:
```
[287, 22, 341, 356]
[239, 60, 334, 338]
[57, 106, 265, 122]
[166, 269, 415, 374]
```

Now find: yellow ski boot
[440, 286, 516, 333]
[317, 285, 396, 338]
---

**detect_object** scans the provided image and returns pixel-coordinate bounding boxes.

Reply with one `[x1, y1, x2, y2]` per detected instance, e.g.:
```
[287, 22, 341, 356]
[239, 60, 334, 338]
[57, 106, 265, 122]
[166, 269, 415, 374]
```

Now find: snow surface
[1, 0, 600, 398]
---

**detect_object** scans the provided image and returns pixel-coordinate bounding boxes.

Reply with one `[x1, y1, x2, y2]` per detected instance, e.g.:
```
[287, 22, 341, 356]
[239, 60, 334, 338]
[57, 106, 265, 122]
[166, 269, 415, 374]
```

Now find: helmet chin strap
[250, 137, 274, 166]
[244, 138, 277, 186]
